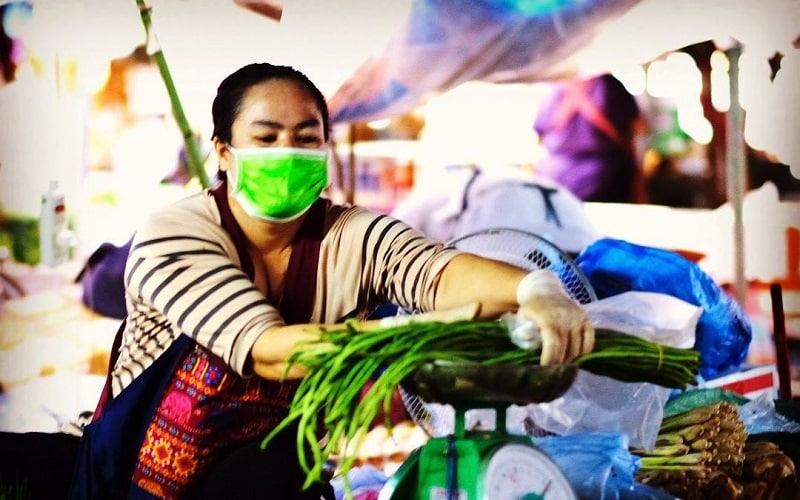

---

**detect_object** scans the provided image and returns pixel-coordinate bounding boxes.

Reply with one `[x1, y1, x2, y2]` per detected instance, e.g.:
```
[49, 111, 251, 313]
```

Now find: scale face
[481, 443, 576, 500]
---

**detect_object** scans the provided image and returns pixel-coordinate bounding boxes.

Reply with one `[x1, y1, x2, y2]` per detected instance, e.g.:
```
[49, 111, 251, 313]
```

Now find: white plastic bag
[510, 372, 671, 450]
[510, 291, 702, 450]
[583, 291, 701, 348]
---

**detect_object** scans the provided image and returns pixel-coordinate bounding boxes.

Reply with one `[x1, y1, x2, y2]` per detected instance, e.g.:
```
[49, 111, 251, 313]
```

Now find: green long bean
[262, 319, 701, 493]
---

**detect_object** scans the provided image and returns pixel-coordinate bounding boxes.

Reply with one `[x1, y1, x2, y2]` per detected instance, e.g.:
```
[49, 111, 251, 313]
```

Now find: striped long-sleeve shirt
[111, 190, 461, 396]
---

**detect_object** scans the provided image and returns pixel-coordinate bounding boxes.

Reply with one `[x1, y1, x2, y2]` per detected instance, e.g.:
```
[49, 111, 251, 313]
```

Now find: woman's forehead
[235, 80, 321, 126]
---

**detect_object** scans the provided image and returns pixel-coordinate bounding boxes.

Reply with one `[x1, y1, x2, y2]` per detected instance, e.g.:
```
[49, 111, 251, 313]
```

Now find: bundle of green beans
[261, 319, 700, 492]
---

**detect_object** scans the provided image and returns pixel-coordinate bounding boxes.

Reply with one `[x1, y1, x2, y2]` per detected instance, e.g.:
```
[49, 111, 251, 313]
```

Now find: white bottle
[39, 180, 69, 266]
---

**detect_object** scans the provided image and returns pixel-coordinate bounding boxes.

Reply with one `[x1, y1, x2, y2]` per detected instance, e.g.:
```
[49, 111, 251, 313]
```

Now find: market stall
[1, 1, 799, 499]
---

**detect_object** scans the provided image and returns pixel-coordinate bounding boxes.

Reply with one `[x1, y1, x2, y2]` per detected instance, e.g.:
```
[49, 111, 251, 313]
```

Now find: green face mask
[228, 146, 329, 221]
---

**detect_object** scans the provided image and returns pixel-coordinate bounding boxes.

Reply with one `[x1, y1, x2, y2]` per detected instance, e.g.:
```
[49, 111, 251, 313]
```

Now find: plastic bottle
[39, 180, 69, 266]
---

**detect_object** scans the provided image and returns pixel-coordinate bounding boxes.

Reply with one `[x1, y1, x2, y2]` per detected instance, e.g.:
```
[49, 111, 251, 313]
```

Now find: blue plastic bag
[533, 431, 655, 499]
[575, 238, 751, 379]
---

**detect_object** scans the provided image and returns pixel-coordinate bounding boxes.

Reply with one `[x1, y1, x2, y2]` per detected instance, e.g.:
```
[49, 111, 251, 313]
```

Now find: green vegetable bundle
[634, 401, 756, 499]
[261, 318, 700, 492]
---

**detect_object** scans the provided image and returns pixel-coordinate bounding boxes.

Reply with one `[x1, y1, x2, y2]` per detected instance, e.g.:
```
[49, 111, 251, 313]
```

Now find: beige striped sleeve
[315, 205, 462, 323]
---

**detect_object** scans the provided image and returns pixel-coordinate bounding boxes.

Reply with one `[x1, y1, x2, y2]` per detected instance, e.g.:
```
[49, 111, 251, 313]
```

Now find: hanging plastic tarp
[328, 0, 641, 124]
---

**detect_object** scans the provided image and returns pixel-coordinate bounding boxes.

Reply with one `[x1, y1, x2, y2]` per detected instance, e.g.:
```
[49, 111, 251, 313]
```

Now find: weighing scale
[378, 362, 579, 500]
[379, 228, 598, 500]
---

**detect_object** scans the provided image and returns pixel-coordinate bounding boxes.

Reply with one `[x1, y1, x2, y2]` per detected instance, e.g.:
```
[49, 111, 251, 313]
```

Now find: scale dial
[482, 443, 576, 500]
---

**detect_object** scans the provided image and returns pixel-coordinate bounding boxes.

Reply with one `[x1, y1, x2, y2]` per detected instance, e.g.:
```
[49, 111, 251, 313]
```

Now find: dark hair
[211, 62, 331, 144]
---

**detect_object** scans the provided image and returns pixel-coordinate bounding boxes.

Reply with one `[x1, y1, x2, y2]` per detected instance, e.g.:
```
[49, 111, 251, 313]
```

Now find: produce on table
[638, 401, 747, 476]
[261, 317, 700, 493]
[634, 401, 798, 499]
[350, 421, 428, 474]
[740, 441, 798, 500]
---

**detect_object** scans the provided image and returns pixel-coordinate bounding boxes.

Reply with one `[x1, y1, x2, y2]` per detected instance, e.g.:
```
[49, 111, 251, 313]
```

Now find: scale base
[379, 432, 575, 500]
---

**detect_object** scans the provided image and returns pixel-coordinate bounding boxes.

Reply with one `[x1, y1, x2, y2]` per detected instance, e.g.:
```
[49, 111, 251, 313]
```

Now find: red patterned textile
[131, 343, 298, 499]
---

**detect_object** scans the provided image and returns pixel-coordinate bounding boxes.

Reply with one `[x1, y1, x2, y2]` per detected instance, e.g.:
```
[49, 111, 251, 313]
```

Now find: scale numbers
[482, 444, 576, 500]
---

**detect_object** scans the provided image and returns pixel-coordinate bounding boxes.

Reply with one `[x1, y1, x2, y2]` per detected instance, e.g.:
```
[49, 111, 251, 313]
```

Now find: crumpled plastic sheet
[512, 370, 672, 451]
[739, 391, 800, 435]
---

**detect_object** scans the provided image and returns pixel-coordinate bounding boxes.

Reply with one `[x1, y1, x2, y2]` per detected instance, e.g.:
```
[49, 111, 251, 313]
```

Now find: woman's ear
[214, 139, 231, 172]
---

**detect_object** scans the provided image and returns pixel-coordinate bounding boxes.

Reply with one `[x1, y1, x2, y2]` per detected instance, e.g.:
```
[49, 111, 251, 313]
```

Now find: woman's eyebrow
[250, 119, 282, 129]
[293, 118, 322, 131]
[250, 118, 321, 130]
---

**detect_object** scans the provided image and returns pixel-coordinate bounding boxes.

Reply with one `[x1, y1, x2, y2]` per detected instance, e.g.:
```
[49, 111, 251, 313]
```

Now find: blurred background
[0, 0, 798, 432]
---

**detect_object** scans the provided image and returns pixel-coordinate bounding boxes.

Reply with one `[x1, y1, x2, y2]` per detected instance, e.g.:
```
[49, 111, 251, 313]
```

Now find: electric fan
[400, 227, 597, 438]
[380, 228, 597, 500]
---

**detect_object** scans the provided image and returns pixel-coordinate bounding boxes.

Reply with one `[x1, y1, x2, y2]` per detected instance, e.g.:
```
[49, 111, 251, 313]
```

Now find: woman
[70, 62, 594, 499]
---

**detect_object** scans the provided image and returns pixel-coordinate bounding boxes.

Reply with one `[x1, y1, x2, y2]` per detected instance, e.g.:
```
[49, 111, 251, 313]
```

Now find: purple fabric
[534, 74, 640, 155]
[533, 74, 641, 202]
[534, 153, 637, 202]
[77, 239, 132, 319]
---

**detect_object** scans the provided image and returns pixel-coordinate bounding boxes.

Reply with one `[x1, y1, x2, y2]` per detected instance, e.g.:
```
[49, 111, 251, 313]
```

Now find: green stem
[134, 0, 210, 188]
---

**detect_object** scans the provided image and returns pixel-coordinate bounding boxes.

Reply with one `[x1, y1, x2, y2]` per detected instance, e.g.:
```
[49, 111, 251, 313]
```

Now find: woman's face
[218, 78, 327, 173]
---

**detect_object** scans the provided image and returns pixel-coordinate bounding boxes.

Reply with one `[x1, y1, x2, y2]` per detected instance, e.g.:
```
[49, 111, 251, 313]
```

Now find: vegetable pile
[635, 401, 747, 476]
[262, 318, 700, 492]
[634, 401, 798, 499]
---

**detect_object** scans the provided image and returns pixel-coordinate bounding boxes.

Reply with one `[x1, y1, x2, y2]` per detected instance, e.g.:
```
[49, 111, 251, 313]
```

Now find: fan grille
[450, 228, 596, 305]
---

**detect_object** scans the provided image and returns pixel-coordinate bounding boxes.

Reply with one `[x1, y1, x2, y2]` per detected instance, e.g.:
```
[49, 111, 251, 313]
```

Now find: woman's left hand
[515, 270, 594, 365]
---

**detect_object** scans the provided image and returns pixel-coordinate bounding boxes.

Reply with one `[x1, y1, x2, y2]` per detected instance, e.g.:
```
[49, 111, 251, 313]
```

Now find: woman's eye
[297, 135, 322, 145]
[256, 135, 278, 145]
